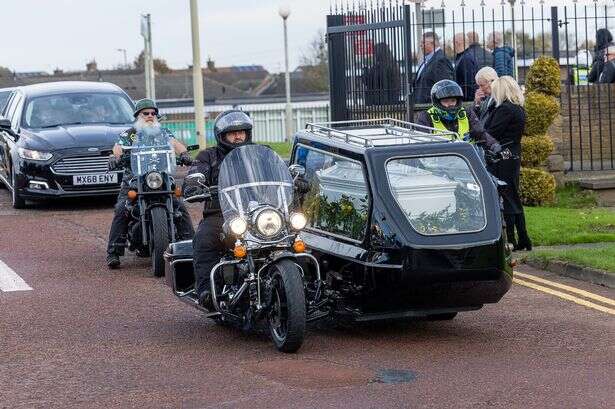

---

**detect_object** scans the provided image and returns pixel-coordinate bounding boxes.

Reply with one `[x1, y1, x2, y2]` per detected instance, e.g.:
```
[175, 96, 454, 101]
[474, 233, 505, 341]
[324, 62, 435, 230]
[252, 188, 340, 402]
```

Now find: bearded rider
[416, 79, 501, 155]
[106, 98, 195, 269]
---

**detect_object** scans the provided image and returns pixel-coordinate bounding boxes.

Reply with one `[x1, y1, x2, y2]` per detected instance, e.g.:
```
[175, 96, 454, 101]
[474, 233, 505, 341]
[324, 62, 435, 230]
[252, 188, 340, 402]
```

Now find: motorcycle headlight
[18, 147, 52, 161]
[146, 172, 163, 189]
[289, 212, 307, 230]
[256, 209, 283, 237]
[229, 217, 248, 236]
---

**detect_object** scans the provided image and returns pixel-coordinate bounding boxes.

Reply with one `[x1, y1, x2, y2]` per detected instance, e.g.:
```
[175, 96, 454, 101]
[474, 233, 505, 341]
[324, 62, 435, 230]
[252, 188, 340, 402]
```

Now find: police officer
[183, 110, 254, 307]
[416, 79, 501, 153]
[106, 98, 195, 268]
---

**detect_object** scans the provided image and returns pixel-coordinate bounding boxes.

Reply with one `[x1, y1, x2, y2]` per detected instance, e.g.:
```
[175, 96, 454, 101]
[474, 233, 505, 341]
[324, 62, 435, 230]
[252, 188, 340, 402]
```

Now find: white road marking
[0, 259, 32, 292]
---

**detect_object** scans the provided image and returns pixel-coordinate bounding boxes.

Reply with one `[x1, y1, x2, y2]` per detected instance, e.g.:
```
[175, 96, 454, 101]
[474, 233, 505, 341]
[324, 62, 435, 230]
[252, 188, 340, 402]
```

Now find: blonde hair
[475, 66, 498, 83]
[491, 76, 524, 107]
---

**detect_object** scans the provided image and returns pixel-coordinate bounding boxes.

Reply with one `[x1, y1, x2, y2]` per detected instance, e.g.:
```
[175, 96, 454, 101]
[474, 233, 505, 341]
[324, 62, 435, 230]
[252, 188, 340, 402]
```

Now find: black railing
[327, 1, 615, 172]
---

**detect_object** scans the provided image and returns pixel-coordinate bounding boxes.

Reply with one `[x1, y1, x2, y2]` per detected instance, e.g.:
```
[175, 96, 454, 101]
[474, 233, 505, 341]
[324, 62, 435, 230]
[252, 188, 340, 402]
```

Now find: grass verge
[525, 206, 615, 246]
[526, 244, 615, 274]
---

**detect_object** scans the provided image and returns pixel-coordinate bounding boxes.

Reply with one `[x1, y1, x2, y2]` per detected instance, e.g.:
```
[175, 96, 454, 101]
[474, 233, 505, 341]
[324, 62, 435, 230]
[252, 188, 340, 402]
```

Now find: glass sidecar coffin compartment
[164, 240, 195, 294]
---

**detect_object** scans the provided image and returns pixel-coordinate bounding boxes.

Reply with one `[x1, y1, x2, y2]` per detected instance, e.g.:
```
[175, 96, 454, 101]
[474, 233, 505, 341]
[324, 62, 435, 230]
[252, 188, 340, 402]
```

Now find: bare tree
[133, 50, 171, 73]
[299, 30, 329, 92]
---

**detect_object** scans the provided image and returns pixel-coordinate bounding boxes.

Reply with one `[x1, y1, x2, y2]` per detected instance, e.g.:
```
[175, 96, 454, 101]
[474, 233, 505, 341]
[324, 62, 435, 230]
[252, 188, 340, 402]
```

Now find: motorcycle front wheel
[149, 206, 169, 277]
[268, 259, 306, 353]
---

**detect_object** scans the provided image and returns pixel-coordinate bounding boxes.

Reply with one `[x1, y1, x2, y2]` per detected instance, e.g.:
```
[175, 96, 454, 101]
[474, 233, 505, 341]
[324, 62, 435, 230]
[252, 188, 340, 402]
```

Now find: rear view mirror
[289, 164, 306, 178]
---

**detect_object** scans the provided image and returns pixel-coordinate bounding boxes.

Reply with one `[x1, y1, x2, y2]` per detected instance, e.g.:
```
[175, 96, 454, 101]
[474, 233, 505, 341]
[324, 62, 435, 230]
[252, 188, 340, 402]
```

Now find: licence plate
[73, 173, 118, 185]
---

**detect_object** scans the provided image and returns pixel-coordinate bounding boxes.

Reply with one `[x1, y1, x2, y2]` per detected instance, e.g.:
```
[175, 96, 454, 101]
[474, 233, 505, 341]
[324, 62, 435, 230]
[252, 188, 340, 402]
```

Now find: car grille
[51, 154, 111, 175]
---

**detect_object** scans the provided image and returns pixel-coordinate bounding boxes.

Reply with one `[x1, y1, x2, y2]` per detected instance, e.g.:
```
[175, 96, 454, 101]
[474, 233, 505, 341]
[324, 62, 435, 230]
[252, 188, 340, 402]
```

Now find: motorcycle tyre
[149, 206, 169, 278]
[268, 259, 306, 353]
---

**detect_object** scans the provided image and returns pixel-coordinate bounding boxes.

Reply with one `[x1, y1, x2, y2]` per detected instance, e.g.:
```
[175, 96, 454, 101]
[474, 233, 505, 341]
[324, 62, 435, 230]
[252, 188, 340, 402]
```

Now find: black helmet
[430, 80, 464, 121]
[214, 110, 253, 153]
[133, 98, 159, 118]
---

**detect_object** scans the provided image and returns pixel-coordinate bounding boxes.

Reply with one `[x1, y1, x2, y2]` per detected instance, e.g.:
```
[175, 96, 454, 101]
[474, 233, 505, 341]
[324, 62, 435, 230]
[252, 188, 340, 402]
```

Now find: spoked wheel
[268, 259, 306, 353]
[149, 207, 169, 277]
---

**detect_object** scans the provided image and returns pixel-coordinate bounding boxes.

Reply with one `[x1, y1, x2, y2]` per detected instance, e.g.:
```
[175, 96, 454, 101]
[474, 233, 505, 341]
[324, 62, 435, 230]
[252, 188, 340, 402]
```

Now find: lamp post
[279, 5, 293, 142]
[117, 48, 128, 69]
[190, 0, 206, 149]
[508, 0, 519, 80]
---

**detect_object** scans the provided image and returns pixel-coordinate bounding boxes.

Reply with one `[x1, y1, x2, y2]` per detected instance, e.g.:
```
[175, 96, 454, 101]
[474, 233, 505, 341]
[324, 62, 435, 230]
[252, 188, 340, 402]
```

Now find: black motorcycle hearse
[164, 119, 514, 353]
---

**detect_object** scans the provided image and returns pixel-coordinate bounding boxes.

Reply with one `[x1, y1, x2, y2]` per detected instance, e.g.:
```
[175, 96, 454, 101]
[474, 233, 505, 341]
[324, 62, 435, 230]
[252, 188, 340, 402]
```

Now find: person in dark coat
[484, 76, 531, 251]
[473, 66, 499, 126]
[488, 31, 514, 77]
[364, 42, 401, 106]
[588, 28, 614, 83]
[414, 32, 454, 104]
[455, 32, 494, 101]
[598, 45, 615, 83]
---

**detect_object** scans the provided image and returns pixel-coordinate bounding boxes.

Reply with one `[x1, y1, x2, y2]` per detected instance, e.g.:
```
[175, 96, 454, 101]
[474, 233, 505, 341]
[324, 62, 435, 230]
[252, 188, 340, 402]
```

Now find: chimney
[86, 60, 98, 72]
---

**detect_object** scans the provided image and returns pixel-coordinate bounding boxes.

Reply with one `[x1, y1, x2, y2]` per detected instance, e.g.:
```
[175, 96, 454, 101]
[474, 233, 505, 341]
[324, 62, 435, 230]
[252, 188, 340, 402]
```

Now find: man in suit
[414, 31, 454, 104]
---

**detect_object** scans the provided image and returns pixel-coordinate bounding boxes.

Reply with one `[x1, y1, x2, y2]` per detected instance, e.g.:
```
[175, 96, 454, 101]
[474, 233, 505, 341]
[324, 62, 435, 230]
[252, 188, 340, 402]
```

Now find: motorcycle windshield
[130, 127, 176, 176]
[218, 144, 293, 222]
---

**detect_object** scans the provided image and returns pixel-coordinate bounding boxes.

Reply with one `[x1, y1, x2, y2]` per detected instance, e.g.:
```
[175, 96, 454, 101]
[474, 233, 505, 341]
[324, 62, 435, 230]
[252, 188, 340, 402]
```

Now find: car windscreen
[386, 155, 486, 235]
[21, 92, 134, 128]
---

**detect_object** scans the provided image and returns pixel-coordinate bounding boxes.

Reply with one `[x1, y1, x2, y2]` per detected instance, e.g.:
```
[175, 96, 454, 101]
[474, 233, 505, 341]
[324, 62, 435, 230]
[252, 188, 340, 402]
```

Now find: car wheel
[11, 167, 25, 209]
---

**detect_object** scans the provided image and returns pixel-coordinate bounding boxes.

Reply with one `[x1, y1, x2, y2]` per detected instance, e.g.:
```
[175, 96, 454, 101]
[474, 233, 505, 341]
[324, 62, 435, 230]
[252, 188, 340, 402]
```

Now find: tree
[0, 66, 12, 77]
[133, 50, 171, 73]
[299, 30, 329, 92]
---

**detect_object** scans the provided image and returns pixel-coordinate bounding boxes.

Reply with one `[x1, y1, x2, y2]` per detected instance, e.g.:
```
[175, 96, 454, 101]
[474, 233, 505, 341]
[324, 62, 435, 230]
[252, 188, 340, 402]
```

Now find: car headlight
[289, 212, 307, 230]
[256, 209, 283, 237]
[18, 147, 52, 161]
[146, 172, 163, 189]
[229, 217, 248, 236]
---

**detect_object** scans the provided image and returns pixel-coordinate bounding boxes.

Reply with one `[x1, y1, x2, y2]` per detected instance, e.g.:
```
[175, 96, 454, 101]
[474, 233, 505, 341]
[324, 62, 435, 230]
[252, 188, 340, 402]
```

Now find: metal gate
[327, 3, 413, 122]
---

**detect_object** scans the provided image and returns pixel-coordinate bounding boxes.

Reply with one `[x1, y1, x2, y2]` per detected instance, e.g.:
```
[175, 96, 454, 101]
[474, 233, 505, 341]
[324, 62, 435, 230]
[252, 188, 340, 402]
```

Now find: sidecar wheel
[268, 259, 306, 353]
[149, 207, 169, 277]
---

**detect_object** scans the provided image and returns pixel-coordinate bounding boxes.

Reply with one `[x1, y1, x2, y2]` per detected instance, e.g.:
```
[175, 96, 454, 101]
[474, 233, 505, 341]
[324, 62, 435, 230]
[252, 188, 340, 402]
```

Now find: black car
[0, 81, 135, 208]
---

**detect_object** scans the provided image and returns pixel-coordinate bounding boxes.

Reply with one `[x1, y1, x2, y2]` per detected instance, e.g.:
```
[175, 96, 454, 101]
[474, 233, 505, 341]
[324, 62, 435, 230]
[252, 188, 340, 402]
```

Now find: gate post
[403, 4, 414, 122]
[327, 14, 347, 122]
[551, 7, 560, 60]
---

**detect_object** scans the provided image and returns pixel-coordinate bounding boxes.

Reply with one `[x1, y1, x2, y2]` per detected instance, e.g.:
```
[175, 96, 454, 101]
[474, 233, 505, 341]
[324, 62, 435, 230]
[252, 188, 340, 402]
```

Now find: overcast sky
[1, 0, 607, 74]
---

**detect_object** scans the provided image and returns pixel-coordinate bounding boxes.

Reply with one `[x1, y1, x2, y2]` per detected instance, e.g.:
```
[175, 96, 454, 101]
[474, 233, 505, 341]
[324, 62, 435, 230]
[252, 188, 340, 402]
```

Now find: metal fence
[159, 100, 330, 146]
[327, 1, 615, 171]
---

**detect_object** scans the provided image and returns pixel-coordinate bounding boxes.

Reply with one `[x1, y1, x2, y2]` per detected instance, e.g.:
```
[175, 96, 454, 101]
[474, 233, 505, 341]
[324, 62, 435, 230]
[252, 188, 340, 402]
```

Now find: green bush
[525, 56, 561, 97]
[520, 134, 555, 167]
[524, 91, 559, 136]
[520, 167, 556, 206]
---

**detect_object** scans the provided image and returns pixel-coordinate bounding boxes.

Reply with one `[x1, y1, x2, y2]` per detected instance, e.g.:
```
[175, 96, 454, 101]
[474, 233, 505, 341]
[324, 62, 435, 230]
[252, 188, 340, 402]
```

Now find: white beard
[135, 117, 161, 132]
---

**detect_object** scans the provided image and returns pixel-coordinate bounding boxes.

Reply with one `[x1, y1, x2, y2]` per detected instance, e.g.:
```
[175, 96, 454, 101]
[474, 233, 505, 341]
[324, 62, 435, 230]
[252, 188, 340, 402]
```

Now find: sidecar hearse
[289, 118, 513, 321]
[164, 118, 514, 352]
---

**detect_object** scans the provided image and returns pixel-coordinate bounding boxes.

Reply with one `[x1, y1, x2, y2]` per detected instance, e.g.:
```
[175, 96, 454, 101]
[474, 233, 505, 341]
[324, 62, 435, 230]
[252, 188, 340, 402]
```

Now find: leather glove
[108, 155, 119, 171]
[489, 142, 502, 155]
[293, 175, 310, 194]
[179, 151, 193, 166]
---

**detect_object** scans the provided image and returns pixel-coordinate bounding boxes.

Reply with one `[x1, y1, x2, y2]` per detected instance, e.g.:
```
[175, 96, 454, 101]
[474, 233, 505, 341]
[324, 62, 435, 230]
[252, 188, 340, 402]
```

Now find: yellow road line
[514, 271, 615, 307]
[513, 278, 615, 315]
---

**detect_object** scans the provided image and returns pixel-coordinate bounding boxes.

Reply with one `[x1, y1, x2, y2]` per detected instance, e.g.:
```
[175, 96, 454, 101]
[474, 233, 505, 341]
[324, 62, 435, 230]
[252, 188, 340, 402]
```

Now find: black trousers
[107, 184, 195, 256]
[193, 213, 225, 296]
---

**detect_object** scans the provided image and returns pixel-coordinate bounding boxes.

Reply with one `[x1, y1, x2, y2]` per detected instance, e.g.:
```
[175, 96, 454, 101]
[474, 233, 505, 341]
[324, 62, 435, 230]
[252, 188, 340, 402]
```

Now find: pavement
[1, 189, 614, 409]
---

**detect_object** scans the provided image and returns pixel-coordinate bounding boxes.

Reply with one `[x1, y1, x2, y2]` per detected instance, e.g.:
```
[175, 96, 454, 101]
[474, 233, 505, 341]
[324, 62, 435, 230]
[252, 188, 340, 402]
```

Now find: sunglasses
[141, 111, 157, 117]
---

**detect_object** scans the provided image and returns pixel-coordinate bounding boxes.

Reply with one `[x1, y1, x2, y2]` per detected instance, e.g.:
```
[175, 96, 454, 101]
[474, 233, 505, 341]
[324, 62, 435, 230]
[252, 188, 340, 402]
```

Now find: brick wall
[553, 84, 615, 170]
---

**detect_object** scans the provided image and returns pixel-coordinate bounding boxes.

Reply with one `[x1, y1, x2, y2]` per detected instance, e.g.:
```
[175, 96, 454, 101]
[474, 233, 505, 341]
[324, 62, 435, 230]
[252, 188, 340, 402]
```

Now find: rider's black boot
[106, 253, 120, 269]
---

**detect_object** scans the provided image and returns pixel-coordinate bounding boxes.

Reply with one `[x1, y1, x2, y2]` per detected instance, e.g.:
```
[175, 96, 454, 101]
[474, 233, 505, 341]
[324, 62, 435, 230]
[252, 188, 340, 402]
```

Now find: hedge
[525, 56, 561, 97]
[520, 167, 556, 206]
[520, 134, 555, 167]
[524, 91, 560, 136]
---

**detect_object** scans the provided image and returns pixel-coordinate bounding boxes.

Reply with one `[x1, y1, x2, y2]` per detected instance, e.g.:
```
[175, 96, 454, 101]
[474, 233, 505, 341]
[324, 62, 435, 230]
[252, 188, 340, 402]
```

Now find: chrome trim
[28, 181, 49, 189]
[210, 259, 242, 312]
[0, 173, 13, 192]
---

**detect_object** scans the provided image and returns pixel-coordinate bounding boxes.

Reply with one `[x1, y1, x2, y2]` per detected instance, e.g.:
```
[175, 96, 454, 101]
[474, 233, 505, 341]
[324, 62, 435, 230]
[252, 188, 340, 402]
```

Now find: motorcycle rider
[183, 110, 254, 306]
[416, 79, 501, 154]
[106, 98, 195, 269]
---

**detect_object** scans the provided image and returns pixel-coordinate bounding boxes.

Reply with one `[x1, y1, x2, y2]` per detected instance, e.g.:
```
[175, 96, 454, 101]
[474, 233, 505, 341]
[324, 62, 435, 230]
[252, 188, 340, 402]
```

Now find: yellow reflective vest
[427, 106, 471, 142]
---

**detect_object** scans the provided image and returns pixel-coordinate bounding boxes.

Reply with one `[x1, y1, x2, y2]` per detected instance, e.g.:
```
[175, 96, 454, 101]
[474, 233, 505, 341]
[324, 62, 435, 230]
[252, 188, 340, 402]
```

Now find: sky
[0, 0, 608, 74]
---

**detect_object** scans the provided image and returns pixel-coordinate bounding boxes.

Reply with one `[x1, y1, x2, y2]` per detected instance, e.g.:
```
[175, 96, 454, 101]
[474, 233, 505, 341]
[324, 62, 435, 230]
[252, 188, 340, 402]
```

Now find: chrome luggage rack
[304, 118, 458, 148]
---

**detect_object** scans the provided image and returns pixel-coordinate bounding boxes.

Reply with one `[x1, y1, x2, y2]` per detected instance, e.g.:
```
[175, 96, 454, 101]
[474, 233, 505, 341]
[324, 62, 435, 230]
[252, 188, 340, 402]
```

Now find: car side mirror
[0, 118, 11, 130]
[289, 164, 306, 178]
